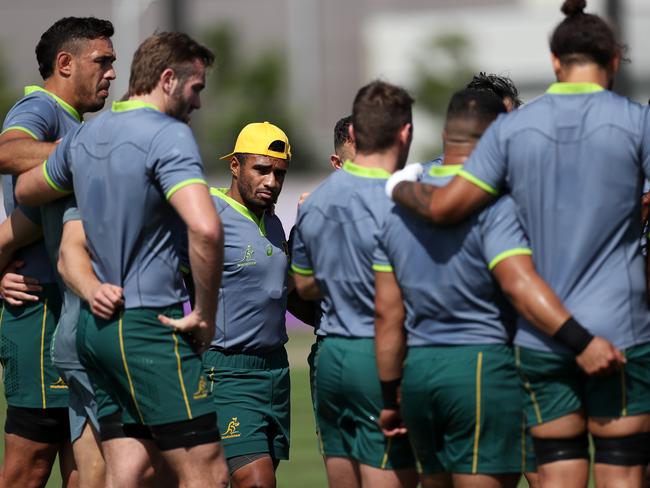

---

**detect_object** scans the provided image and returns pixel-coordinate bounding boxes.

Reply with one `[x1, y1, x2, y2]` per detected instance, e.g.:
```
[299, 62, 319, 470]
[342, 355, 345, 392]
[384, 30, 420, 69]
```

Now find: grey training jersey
[461, 82, 650, 353]
[210, 188, 289, 352]
[375, 164, 530, 346]
[291, 160, 393, 338]
[44, 100, 207, 309]
[0, 86, 80, 284]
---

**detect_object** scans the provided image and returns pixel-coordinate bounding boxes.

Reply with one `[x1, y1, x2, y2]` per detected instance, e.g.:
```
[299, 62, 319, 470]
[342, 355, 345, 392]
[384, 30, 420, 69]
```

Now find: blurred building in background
[1, 0, 649, 222]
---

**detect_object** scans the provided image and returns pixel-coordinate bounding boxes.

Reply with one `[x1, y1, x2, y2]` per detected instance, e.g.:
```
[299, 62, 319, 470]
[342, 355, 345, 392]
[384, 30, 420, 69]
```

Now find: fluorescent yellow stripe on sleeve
[291, 263, 314, 276]
[1, 126, 39, 140]
[165, 178, 208, 200]
[458, 169, 499, 196]
[42, 160, 72, 193]
[488, 248, 532, 271]
[372, 264, 394, 273]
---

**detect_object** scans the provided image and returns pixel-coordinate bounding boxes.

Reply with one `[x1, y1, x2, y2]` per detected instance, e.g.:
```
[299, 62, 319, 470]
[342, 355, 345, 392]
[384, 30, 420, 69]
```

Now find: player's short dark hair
[352, 81, 414, 154]
[550, 0, 625, 68]
[466, 73, 522, 108]
[333, 115, 352, 151]
[128, 32, 215, 96]
[446, 89, 507, 131]
[35, 17, 114, 80]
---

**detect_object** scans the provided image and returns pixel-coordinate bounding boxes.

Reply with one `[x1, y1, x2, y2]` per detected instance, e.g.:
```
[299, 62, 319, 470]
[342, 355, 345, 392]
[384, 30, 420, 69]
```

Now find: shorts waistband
[205, 346, 288, 370]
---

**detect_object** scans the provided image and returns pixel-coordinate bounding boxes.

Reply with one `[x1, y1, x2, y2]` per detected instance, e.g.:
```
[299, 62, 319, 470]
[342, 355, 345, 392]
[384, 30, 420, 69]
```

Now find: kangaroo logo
[222, 417, 241, 439]
[237, 245, 257, 267]
[192, 376, 208, 400]
[50, 377, 68, 389]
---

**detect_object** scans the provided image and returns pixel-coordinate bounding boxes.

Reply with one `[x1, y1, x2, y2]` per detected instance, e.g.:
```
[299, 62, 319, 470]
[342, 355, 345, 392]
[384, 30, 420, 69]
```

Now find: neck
[226, 182, 264, 219]
[129, 89, 164, 112]
[442, 141, 475, 165]
[43, 77, 83, 114]
[353, 146, 402, 174]
[557, 63, 610, 89]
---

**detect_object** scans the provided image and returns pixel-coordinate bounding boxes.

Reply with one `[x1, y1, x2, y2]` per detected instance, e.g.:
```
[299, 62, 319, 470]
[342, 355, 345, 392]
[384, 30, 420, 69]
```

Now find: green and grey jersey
[43, 100, 207, 309]
[210, 188, 289, 352]
[375, 164, 529, 346]
[291, 160, 393, 338]
[461, 82, 650, 353]
[1, 86, 81, 284]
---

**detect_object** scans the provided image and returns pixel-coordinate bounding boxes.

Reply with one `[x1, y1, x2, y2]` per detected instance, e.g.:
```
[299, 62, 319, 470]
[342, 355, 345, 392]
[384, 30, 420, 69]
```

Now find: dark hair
[35, 17, 114, 80]
[466, 73, 522, 108]
[333, 115, 352, 150]
[128, 32, 215, 96]
[550, 0, 624, 67]
[445, 89, 506, 135]
[351, 81, 414, 153]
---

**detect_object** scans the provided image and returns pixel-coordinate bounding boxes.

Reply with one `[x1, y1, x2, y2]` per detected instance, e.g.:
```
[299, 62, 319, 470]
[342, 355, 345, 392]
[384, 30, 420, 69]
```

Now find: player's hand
[378, 408, 408, 437]
[385, 163, 424, 199]
[298, 192, 310, 207]
[576, 336, 626, 375]
[87, 283, 124, 320]
[0, 261, 41, 306]
[158, 309, 215, 354]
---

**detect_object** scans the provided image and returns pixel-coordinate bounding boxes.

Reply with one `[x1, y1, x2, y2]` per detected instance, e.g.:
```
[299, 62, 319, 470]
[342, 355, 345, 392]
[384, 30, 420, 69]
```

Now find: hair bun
[561, 0, 586, 16]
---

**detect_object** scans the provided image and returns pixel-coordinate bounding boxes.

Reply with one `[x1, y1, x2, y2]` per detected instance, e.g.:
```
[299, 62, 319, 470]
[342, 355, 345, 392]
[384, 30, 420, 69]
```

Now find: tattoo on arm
[392, 181, 436, 221]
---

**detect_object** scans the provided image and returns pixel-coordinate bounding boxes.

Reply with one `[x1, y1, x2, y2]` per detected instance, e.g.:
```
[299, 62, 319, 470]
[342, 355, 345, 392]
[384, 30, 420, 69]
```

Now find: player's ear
[397, 123, 412, 145]
[348, 124, 356, 146]
[330, 154, 343, 170]
[160, 68, 176, 95]
[55, 51, 74, 78]
[230, 156, 240, 178]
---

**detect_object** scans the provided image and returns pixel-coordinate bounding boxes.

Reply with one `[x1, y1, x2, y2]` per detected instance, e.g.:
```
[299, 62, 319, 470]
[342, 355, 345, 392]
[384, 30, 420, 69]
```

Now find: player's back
[293, 161, 391, 338]
[470, 87, 650, 352]
[51, 101, 204, 309]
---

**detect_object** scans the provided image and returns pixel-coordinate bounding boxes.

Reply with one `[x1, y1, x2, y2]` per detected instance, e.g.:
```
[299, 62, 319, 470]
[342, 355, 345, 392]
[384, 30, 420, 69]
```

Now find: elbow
[500, 276, 529, 312]
[294, 276, 319, 301]
[14, 180, 30, 207]
[189, 220, 222, 246]
[57, 250, 69, 283]
[429, 201, 457, 225]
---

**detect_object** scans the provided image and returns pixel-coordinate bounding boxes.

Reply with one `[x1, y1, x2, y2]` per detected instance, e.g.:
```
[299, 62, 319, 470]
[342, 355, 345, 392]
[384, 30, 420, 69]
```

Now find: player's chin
[89, 98, 108, 112]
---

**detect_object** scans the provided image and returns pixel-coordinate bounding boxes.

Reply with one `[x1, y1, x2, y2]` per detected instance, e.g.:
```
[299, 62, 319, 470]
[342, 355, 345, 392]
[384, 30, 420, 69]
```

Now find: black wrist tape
[553, 317, 594, 354]
[380, 378, 401, 409]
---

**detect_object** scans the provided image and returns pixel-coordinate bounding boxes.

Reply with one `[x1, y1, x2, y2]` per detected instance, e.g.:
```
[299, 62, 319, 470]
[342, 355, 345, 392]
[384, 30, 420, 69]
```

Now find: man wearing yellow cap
[204, 122, 293, 487]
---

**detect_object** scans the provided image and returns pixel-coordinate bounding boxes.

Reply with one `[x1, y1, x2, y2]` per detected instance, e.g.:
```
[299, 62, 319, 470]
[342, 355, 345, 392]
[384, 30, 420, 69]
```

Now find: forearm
[294, 274, 322, 300]
[392, 181, 440, 222]
[0, 209, 42, 271]
[374, 271, 407, 381]
[0, 139, 56, 175]
[58, 244, 101, 301]
[188, 222, 223, 322]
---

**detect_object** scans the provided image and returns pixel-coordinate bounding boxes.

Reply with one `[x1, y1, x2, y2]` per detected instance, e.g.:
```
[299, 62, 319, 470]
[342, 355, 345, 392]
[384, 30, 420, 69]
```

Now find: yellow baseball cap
[220, 121, 291, 161]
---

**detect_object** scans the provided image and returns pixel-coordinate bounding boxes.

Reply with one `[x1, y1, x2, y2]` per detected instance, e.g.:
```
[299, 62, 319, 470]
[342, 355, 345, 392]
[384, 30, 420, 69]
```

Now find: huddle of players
[2, 2, 650, 488]
[293, 2, 650, 488]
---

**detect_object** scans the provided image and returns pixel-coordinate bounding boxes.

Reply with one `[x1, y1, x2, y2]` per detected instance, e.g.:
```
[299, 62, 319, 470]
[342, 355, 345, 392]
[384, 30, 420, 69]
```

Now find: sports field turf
[0, 329, 594, 487]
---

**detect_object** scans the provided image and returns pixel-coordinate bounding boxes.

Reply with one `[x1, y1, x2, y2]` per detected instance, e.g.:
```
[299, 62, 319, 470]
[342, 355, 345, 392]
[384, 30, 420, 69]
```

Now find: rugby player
[375, 88, 609, 487]
[292, 81, 417, 488]
[0, 17, 115, 487]
[14, 32, 229, 488]
[201, 121, 295, 488]
[386, 0, 650, 486]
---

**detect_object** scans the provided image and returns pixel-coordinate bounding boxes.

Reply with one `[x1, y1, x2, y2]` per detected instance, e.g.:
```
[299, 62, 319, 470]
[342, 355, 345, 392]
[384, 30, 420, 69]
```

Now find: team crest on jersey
[49, 377, 68, 389]
[222, 417, 241, 439]
[193, 376, 208, 400]
[237, 245, 257, 267]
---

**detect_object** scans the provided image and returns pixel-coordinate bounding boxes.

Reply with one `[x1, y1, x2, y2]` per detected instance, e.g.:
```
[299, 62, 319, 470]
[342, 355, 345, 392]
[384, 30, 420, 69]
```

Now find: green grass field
[0, 330, 595, 487]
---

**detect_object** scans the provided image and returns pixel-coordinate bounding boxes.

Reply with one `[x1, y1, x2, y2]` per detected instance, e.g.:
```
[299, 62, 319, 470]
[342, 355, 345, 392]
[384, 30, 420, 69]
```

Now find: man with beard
[13, 32, 229, 488]
[0, 17, 115, 487]
[201, 121, 293, 488]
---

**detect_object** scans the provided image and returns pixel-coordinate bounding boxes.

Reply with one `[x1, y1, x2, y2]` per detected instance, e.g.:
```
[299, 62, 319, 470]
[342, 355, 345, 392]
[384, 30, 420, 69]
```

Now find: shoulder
[3, 93, 57, 127]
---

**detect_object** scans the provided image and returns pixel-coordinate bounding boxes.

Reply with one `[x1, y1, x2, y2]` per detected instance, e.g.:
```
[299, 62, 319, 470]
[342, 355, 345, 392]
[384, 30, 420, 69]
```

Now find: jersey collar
[111, 100, 161, 113]
[24, 85, 81, 122]
[210, 187, 267, 236]
[342, 160, 391, 179]
[428, 164, 462, 177]
[546, 82, 605, 95]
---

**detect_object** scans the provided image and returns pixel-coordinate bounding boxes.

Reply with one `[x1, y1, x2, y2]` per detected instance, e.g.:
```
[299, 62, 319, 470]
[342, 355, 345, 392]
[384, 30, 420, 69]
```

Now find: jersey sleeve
[42, 129, 76, 193]
[290, 212, 314, 276]
[2, 96, 57, 141]
[480, 196, 532, 270]
[459, 115, 507, 196]
[372, 233, 393, 273]
[150, 122, 207, 200]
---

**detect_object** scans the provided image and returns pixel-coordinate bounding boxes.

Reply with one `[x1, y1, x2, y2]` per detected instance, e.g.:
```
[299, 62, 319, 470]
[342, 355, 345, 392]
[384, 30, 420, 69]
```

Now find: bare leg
[590, 414, 650, 488]
[420, 473, 452, 488]
[161, 441, 229, 488]
[453, 473, 520, 488]
[59, 440, 78, 488]
[324, 456, 361, 488]
[359, 463, 418, 488]
[102, 437, 161, 488]
[524, 471, 541, 488]
[530, 412, 589, 488]
[0, 433, 59, 488]
[71, 423, 104, 488]
[231, 455, 276, 488]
